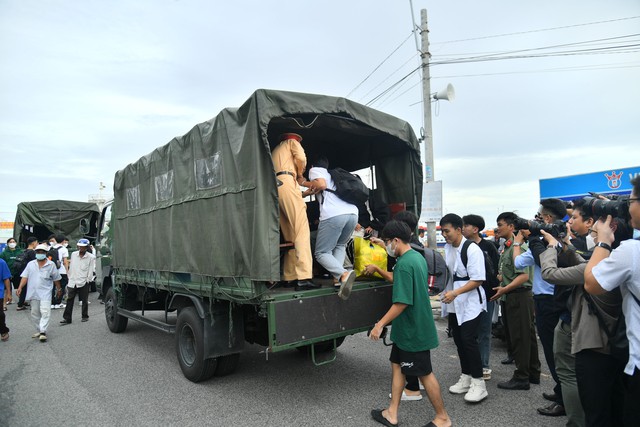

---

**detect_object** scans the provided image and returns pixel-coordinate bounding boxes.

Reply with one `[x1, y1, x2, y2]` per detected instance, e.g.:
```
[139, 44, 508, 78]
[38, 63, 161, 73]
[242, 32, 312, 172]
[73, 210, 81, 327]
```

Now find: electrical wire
[346, 32, 415, 98]
[432, 15, 640, 45]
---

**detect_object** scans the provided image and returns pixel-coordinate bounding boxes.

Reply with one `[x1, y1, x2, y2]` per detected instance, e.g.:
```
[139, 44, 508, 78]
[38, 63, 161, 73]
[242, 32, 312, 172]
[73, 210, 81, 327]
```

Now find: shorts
[389, 344, 433, 377]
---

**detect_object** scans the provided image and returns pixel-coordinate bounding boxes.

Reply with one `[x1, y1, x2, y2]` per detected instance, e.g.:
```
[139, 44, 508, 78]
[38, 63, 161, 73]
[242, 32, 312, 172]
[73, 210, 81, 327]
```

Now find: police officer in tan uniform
[271, 133, 316, 290]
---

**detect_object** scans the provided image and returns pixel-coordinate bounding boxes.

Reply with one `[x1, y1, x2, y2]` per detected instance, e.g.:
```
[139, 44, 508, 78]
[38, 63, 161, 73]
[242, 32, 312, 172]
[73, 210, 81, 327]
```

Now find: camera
[582, 196, 630, 221]
[513, 217, 566, 238]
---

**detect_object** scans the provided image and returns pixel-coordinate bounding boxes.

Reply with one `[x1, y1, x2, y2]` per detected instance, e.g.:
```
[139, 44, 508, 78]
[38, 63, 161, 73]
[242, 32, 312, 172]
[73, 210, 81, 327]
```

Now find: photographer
[539, 217, 631, 427]
[585, 176, 640, 427]
[567, 198, 596, 259]
[512, 198, 569, 419]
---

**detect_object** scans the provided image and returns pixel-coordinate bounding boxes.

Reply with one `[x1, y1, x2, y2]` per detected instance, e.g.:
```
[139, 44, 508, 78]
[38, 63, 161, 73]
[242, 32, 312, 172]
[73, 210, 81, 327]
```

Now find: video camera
[582, 195, 630, 221]
[513, 217, 566, 238]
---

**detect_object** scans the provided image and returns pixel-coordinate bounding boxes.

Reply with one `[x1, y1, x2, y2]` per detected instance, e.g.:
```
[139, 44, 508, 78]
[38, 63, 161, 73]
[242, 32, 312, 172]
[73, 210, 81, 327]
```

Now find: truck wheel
[176, 307, 217, 382]
[214, 353, 240, 377]
[105, 287, 128, 333]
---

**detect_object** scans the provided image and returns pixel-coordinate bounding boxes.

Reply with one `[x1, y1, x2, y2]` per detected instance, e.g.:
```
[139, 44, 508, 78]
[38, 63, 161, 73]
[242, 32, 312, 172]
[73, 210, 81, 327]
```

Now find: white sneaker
[59, 304, 66, 308]
[32, 332, 42, 338]
[388, 391, 423, 401]
[51, 304, 58, 309]
[464, 378, 488, 403]
[483, 368, 492, 380]
[449, 374, 472, 394]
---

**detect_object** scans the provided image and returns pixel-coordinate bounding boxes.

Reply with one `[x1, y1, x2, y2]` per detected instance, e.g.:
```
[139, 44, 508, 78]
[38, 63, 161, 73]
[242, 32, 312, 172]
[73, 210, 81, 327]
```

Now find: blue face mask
[35, 253, 46, 261]
[634, 229, 640, 240]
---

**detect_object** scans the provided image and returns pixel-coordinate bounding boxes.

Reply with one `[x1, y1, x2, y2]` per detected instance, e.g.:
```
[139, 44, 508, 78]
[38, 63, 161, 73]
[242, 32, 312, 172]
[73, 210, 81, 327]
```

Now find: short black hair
[439, 213, 463, 229]
[570, 198, 593, 222]
[497, 212, 518, 225]
[55, 234, 67, 243]
[381, 220, 412, 243]
[48, 234, 56, 241]
[462, 214, 485, 231]
[540, 198, 567, 220]
[6, 237, 16, 244]
[27, 237, 38, 245]
[393, 210, 419, 231]
[313, 156, 329, 169]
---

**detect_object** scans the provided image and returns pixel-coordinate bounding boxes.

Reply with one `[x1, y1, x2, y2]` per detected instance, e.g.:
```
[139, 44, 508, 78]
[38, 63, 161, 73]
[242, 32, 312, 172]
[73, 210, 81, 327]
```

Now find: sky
[2, 0, 639, 229]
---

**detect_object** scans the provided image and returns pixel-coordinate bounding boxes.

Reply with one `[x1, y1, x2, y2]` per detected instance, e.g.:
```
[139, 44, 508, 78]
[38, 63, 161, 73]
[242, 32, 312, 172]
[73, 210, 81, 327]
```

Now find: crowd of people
[0, 234, 96, 343]
[270, 131, 639, 426]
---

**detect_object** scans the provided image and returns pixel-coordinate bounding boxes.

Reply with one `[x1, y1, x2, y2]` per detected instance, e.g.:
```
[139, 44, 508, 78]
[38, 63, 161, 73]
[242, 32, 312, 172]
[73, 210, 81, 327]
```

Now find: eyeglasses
[628, 197, 640, 205]
[588, 228, 597, 235]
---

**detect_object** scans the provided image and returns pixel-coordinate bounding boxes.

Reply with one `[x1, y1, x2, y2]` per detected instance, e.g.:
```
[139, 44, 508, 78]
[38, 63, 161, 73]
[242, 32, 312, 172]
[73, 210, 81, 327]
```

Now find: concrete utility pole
[420, 9, 437, 250]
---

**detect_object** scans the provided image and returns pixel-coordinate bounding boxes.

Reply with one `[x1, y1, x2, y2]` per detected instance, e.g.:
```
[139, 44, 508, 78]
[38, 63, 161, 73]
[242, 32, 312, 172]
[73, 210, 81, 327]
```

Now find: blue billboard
[540, 166, 640, 201]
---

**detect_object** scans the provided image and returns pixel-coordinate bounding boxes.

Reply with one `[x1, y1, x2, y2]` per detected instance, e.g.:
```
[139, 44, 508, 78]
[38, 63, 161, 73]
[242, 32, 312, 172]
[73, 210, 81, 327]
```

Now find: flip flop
[338, 270, 356, 300]
[371, 409, 398, 427]
[1, 333, 8, 341]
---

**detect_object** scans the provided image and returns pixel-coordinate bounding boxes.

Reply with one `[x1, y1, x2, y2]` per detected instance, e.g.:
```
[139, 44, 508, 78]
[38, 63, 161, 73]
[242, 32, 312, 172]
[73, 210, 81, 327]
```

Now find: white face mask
[49, 241, 55, 246]
[8, 242, 16, 249]
[63, 243, 68, 248]
[634, 229, 640, 240]
[386, 240, 396, 258]
[586, 234, 596, 250]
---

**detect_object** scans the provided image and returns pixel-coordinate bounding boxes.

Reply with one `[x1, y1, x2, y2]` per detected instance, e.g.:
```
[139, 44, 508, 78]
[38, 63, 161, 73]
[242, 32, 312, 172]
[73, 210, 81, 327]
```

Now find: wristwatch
[513, 242, 522, 247]
[595, 242, 612, 252]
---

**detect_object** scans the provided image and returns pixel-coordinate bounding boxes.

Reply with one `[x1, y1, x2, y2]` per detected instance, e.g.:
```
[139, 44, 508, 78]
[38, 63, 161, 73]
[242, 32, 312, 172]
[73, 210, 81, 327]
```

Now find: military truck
[95, 89, 423, 382]
[14, 200, 100, 245]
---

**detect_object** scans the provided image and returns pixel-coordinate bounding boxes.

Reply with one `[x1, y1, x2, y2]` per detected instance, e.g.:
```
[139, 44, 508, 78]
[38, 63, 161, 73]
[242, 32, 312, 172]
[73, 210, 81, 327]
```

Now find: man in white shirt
[17, 244, 62, 342]
[305, 156, 358, 299]
[60, 239, 95, 324]
[585, 176, 640, 426]
[440, 213, 488, 403]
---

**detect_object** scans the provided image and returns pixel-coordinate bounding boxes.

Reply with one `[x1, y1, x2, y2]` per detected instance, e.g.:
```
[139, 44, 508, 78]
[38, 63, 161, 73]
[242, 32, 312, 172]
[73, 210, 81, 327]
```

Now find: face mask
[63, 243, 68, 248]
[386, 241, 396, 258]
[8, 242, 16, 249]
[36, 253, 46, 261]
[586, 234, 596, 250]
[49, 241, 55, 246]
[634, 229, 640, 240]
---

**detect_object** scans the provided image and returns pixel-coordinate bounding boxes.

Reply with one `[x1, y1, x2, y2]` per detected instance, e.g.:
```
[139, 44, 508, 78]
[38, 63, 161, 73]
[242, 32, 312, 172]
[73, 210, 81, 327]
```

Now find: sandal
[1, 333, 8, 341]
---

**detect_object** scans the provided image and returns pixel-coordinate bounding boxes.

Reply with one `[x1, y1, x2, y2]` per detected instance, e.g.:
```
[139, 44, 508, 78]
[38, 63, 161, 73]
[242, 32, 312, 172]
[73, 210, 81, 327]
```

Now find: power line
[432, 15, 640, 45]
[346, 32, 415, 98]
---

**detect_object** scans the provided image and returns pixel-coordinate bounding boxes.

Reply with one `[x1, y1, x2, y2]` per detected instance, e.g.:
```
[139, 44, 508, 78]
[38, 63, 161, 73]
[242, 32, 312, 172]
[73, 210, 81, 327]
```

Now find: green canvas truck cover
[112, 89, 422, 282]
[14, 200, 100, 244]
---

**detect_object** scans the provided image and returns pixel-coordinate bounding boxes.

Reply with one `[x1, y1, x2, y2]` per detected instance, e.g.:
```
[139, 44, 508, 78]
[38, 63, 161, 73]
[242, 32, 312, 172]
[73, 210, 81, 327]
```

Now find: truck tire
[176, 307, 217, 382]
[214, 353, 240, 377]
[105, 287, 128, 333]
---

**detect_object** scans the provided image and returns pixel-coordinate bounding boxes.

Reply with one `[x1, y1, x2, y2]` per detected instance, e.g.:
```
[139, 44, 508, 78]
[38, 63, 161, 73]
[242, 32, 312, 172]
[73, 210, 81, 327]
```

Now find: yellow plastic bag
[353, 237, 388, 279]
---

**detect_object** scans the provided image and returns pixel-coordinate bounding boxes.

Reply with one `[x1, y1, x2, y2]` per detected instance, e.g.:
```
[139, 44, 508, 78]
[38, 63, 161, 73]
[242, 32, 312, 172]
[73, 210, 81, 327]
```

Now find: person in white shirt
[440, 213, 488, 403]
[49, 234, 69, 309]
[304, 156, 358, 300]
[17, 243, 62, 342]
[585, 175, 640, 426]
[60, 239, 95, 324]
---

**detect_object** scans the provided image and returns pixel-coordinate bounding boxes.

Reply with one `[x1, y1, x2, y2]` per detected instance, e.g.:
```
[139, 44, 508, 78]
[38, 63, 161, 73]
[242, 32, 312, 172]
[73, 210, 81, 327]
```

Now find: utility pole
[420, 9, 437, 250]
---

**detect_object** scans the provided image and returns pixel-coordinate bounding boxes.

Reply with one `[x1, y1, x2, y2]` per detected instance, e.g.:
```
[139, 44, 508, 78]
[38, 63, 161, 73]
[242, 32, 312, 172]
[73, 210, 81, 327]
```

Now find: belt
[276, 171, 295, 178]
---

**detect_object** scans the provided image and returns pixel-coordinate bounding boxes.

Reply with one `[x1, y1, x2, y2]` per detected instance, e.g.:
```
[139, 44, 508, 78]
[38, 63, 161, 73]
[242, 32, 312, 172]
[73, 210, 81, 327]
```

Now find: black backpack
[47, 246, 61, 269]
[460, 240, 499, 302]
[410, 242, 449, 295]
[325, 168, 369, 205]
[11, 250, 29, 276]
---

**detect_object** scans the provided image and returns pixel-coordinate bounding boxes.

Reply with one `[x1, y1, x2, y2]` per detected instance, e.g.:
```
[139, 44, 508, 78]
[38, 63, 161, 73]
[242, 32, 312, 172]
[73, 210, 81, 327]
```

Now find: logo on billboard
[605, 171, 623, 190]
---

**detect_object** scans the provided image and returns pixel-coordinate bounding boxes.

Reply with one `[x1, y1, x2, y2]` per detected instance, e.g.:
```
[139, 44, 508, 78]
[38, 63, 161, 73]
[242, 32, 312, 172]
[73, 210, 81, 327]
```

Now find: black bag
[583, 288, 637, 362]
[325, 168, 369, 205]
[11, 250, 29, 276]
[461, 240, 499, 302]
[47, 246, 61, 269]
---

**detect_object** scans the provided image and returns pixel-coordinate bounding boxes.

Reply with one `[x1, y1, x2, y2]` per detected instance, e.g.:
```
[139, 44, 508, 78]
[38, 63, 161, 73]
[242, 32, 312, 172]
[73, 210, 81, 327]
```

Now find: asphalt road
[1, 293, 565, 427]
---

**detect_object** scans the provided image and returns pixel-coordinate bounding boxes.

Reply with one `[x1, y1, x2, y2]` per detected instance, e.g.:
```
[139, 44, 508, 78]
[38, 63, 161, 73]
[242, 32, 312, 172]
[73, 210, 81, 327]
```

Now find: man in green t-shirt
[369, 220, 451, 427]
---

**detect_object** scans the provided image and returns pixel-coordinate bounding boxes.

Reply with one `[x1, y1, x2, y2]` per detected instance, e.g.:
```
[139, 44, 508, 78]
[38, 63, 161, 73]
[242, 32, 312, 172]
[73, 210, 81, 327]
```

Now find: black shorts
[389, 344, 433, 377]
